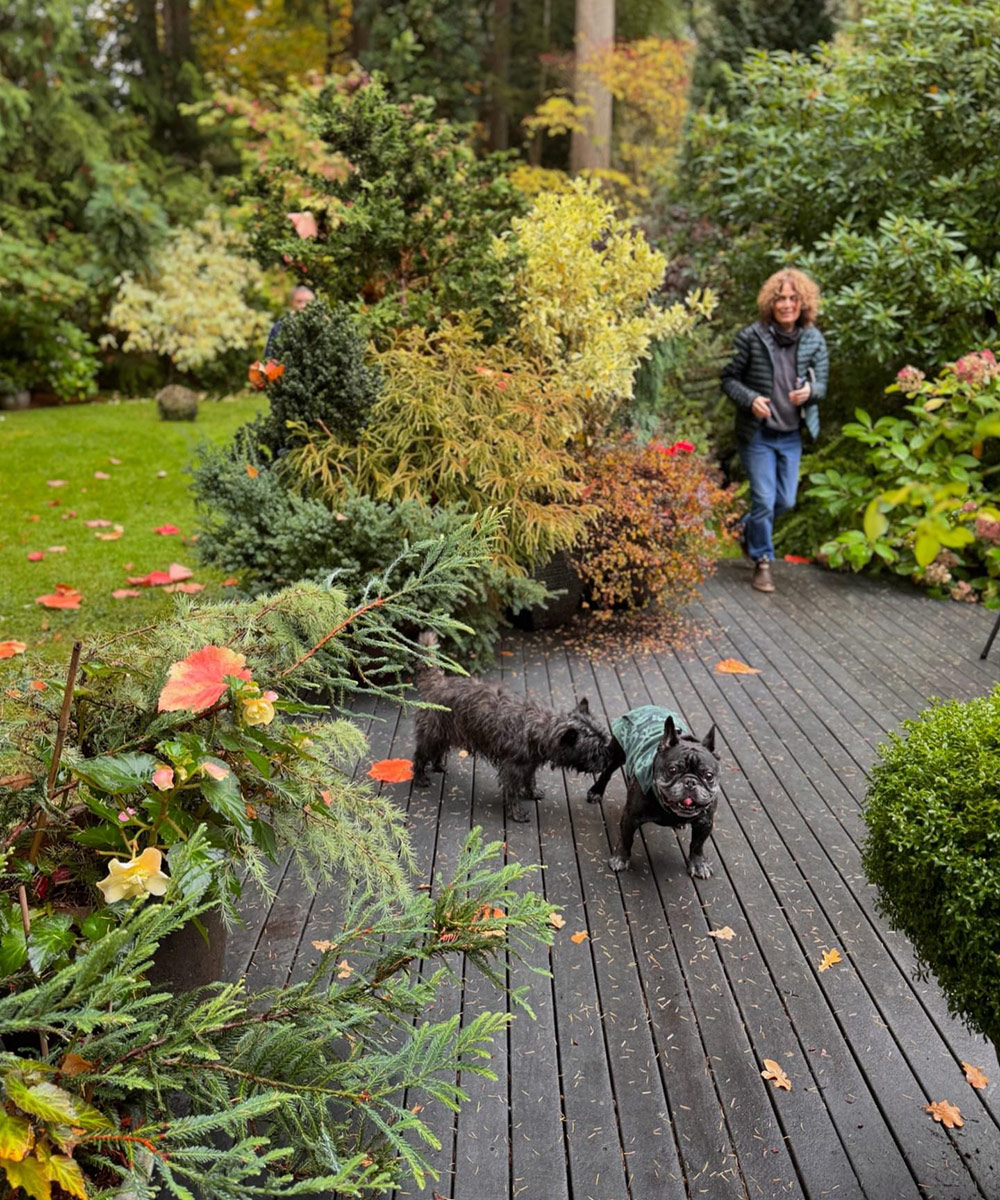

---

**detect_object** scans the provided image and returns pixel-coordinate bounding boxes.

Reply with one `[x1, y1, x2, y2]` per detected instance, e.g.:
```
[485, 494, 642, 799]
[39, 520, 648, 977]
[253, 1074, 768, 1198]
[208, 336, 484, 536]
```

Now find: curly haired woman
[720, 268, 829, 593]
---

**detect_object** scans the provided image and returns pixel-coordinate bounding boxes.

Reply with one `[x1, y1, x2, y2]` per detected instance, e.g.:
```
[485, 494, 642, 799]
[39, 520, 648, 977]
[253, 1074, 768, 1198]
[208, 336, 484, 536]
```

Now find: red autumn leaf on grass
[96, 527, 123, 541]
[46, 499, 60, 507]
[715, 658, 761, 675]
[94, 471, 111, 480]
[154, 524, 181, 536]
[0, 641, 28, 659]
[36, 584, 83, 610]
[27, 514, 40, 522]
[368, 759, 414, 783]
[783, 554, 813, 564]
[84, 519, 112, 528]
[112, 589, 142, 600]
[221, 577, 239, 587]
[127, 563, 193, 587]
[27, 551, 45, 561]
[157, 645, 253, 713]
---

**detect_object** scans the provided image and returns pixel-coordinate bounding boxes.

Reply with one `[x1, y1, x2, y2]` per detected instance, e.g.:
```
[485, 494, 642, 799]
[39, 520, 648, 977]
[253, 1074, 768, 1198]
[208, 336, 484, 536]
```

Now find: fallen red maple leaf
[368, 759, 414, 783]
[154, 524, 181, 536]
[94, 471, 111, 480]
[27, 551, 45, 561]
[783, 554, 813, 564]
[157, 645, 253, 713]
[84, 519, 112, 528]
[112, 589, 142, 599]
[0, 641, 28, 659]
[221, 577, 239, 587]
[35, 584, 83, 610]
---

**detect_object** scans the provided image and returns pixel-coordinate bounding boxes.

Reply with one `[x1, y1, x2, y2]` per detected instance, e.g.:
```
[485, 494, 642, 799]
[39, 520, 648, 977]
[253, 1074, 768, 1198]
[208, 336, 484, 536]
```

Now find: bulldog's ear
[661, 716, 681, 747]
[701, 723, 717, 754]
[576, 697, 590, 714]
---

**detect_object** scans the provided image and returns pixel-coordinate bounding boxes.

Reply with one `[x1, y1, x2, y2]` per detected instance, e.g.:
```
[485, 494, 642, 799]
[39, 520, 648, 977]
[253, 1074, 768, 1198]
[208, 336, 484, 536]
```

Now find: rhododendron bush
[805, 349, 1000, 604]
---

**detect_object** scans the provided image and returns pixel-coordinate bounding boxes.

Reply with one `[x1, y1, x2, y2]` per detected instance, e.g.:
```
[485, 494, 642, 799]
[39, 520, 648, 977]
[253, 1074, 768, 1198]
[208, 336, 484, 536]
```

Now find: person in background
[264, 285, 315, 358]
[720, 268, 828, 594]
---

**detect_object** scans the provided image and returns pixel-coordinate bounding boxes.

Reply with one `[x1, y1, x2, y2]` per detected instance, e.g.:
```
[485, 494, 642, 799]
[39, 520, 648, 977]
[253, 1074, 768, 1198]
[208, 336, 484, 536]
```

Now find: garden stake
[16, 641, 82, 1056]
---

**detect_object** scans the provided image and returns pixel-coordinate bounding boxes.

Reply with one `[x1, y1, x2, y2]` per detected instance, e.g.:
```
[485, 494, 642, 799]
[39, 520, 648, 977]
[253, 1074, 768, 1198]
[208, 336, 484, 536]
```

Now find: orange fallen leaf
[0, 641, 28, 659]
[112, 588, 142, 599]
[246, 464, 259, 478]
[312, 940, 334, 953]
[36, 585, 83, 610]
[96, 527, 124, 540]
[46, 480, 67, 487]
[59, 1053, 95, 1077]
[27, 551, 45, 561]
[783, 554, 813, 564]
[29, 680, 46, 692]
[715, 658, 761, 675]
[707, 926, 736, 941]
[336, 959, 353, 979]
[761, 1059, 792, 1091]
[109, 457, 122, 465]
[163, 582, 205, 594]
[84, 519, 112, 527]
[549, 913, 567, 930]
[155, 524, 180, 535]
[94, 471, 111, 480]
[157, 644, 252, 713]
[924, 1100, 963, 1128]
[368, 758, 414, 783]
[962, 1063, 989, 1090]
[221, 577, 239, 587]
[818, 948, 842, 972]
[46, 499, 61, 506]
[46, 546, 67, 554]
[570, 930, 589, 944]
[27, 514, 40, 522]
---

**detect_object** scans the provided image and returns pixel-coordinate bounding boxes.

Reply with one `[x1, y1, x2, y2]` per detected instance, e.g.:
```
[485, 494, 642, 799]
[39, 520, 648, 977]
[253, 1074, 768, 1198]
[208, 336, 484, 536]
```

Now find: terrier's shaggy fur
[412, 632, 615, 822]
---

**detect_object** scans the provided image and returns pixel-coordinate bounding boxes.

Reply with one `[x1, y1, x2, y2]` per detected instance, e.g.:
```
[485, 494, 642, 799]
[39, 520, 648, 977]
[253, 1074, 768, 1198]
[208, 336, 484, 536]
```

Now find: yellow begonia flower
[96, 847, 170, 904]
[242, 697, 275, 727]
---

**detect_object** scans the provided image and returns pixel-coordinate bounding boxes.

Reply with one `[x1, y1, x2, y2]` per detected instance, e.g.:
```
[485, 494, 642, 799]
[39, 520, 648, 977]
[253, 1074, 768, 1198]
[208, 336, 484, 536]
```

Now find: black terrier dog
[586, 705, 720, 878]
[412, 632, 615, 822]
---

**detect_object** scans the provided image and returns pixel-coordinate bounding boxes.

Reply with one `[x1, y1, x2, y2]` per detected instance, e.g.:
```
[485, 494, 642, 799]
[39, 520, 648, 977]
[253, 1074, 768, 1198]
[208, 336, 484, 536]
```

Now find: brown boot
[752, 560, 775, 593]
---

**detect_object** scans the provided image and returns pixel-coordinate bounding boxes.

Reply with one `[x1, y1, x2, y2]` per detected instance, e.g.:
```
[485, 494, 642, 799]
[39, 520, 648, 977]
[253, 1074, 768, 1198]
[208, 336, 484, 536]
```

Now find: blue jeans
[738, 427, 803, 562]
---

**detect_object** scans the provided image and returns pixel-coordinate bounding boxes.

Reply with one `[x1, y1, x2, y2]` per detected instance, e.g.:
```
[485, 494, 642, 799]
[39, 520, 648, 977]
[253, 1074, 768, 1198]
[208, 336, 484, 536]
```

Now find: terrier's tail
[415, 630, 443, 695]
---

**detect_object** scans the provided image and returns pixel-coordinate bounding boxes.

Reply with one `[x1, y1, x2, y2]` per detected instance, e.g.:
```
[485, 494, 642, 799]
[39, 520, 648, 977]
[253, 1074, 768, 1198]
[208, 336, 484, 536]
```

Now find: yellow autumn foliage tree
[106, 210, 271, 373]
[495, 180, 716, 433]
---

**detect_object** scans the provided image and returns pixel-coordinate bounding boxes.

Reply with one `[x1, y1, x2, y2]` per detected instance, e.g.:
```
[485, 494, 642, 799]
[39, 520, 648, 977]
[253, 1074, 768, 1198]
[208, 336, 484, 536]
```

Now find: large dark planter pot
[145, 908, 227, 992]
[514, 550, 585, 631]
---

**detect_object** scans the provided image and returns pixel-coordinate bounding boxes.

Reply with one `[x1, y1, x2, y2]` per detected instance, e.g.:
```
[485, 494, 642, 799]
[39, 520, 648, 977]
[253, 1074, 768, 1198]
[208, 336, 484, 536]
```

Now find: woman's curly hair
[756, 268, 822, 326]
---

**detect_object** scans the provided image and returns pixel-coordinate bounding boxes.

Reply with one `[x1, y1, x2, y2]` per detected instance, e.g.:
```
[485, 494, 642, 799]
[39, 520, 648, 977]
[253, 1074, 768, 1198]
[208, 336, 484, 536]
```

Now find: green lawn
[0, 396, 265, 662]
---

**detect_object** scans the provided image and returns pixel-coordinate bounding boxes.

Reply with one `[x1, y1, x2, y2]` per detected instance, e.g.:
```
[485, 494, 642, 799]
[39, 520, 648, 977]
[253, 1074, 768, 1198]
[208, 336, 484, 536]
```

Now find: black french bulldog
[586, 705, 720, 878]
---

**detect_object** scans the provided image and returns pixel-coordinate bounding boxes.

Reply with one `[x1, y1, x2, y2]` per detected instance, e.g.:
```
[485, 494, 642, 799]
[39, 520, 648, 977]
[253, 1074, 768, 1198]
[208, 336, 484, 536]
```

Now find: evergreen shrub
[255, 296, 382, 453]
[862, 688, 1000, 1052]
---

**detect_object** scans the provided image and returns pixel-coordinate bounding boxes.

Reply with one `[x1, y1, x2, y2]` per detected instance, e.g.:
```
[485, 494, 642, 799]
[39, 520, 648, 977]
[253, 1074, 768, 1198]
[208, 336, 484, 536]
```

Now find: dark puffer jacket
[720, 322, 829, 444]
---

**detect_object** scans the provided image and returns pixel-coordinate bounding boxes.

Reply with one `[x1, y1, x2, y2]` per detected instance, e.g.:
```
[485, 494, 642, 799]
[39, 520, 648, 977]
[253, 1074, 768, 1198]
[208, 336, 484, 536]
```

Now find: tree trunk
[351, 0, 374, 59]
[570, 0, 614, 172]
[488, 0, 512, 150]
[133, 0, 160, 82]
[162, 0, 192, 64]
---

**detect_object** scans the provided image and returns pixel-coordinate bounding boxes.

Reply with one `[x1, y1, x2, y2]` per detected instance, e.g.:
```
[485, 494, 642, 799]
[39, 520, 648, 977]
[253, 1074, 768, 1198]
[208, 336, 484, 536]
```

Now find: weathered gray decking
[227, 559, 1000, 1200]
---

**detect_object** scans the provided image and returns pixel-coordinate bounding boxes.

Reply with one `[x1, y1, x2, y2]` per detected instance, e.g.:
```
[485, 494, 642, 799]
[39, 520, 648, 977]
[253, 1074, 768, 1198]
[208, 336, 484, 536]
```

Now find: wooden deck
[227, 559, 1000, 1200]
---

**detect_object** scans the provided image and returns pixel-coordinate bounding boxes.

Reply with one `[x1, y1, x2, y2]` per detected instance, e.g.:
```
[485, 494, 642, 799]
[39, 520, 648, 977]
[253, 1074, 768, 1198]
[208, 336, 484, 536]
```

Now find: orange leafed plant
[367, 758, 414, 783]
[715, 659, 761, 675]
[35, 584, 83, 610]
[157, 645, 253, 713]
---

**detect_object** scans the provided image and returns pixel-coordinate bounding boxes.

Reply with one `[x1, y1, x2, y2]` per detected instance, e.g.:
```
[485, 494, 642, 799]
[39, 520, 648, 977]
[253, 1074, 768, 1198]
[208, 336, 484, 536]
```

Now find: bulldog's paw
[608, 853, 630, 872]
[586, 787, 603, 805]
[508, 802, 531, 824]
[413, 771, 430, 788]
[689, 855, 713, 880]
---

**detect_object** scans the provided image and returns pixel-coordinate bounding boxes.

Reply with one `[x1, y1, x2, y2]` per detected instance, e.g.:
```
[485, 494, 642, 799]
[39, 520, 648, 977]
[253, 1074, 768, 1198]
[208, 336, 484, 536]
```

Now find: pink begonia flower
[117, 807, 137, 823]
[288, 211, 318, 239]
[152, 765, 175, 791]
[263, 690, 278, 702]
[200, 760, 230, 781]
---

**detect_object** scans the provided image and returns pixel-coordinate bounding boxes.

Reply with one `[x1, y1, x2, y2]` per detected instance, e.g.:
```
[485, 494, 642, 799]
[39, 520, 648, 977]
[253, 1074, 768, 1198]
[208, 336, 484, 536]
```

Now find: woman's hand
[789, 383, 811, 406]
[751, 395, 772, 419]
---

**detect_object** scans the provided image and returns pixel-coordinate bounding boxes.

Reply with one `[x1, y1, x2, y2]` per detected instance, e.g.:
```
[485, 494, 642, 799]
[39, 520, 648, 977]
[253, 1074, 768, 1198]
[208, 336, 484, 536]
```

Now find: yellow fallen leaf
[924, 1100, 963, 1128]
[570, 930, 589, 944]
[336, 959, 353, 979]
[707, 926, 736, 940]
[962, 1063, 989, 1090]
[818, 948, 843, 972]
[715, 658, 761, 675]
[761, 1059, 792, 1091]
[549, 912, 567, 930]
